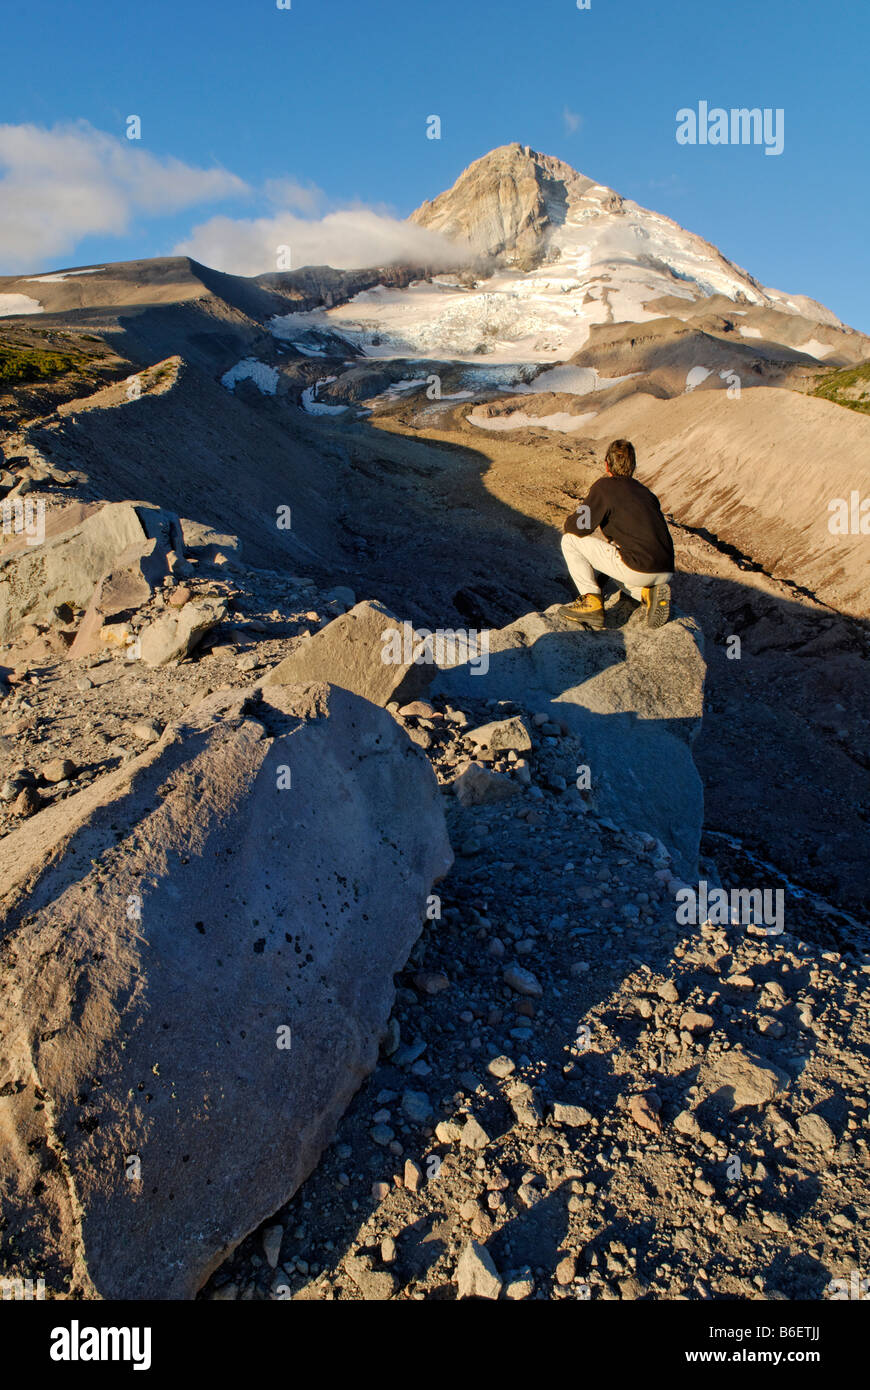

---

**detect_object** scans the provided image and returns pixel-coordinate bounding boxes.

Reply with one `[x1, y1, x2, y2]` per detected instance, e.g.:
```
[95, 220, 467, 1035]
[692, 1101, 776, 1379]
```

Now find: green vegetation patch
[810, 360, 870, 415]
[0, 342, 85, 386]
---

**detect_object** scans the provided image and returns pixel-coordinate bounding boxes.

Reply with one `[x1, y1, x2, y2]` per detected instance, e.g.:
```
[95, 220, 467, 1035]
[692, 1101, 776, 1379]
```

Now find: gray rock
[504, 1270, 535, 1300]
[673, 1110, 700, 1137]
[406, 726, 432, 750]
[466, 716, 532, 759]
[323, 586, 356, 611]
[762, 1211, 789, 1234]
[456, 1242, 502, 1300]
[503, 965, 543, 998]
[0, 500, 182, 645]
[130, 719, 163, 744]
[698, 1047, 790, 1111]
[41, 758, 77, 784]
[401, 1089, 433, 1124]
[13, 785, 42, 817]
[69, 535, 174, 660]
[486, 1055, 515, 1079]
[262, 1225, 283, 1270]
[178, 519, 242, 565]
[380, 1016, 400, 1057]
[138, 596, 227, 666]
[264, 600, 431, 707]
[435, 1120, 463, 1144]
[1, 769, 34, 801]
[552, 1102, 593, 1127]
[433, 604, 706, 879]
[460, 1115, 490, 1151]
[507, 1083, 543, 1128]
[398, 700, 436, 718]
[797, 1113, 836, 1150]
[0, 680, 452, 1299]
[452, 761, 518, 807]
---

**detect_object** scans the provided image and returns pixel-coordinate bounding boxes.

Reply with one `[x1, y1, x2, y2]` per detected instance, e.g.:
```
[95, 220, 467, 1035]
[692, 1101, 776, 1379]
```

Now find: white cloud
[0, 120, 463, 279]
[263, 177, 325, 214]
[174, 207, 466, 277]
[563, 107, 582, 135]
[0, 121, 248, 270]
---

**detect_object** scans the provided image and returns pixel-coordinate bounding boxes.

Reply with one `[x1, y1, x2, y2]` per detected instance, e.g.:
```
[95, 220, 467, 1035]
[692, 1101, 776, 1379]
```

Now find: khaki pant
[561, 532, 672, 601]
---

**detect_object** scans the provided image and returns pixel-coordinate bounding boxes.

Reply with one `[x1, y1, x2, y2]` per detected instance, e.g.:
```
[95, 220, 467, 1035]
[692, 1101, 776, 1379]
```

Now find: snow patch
[301, 377, 348, 415]
[24, 268, 105, 283]
[221, 358, 279, 395]
[0, 293, 43, 316]
[796, 339, 835, 360]
[685, 366, 713, 391]
[516, 364, 641, 396]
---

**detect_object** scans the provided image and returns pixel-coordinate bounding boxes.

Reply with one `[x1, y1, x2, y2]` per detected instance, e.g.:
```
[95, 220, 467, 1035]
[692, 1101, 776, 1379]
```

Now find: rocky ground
[0, 557, 333, 829]
[194, 683, 870, 1302]
[2, 504, 868, 1302]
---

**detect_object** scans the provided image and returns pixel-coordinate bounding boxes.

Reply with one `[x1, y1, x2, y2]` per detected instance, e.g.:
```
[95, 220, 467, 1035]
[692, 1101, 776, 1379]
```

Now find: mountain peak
[410, 143, 617, 266]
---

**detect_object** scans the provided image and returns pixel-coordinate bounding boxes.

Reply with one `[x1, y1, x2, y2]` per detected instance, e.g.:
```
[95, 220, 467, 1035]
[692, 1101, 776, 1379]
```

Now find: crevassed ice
[265, 192, 823, 367]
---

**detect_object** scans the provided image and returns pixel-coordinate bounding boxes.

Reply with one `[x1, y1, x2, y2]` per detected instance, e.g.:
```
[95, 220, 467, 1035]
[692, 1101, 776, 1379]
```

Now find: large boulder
[264, 599, 431, 707]
[137, 595, 228, 666]
[0, 500, 182, 643]
[0, 681, 452, 1300]
[68, 539, 175, 659]
[433, 605, 706, 878]
[178, 518, 243, 565]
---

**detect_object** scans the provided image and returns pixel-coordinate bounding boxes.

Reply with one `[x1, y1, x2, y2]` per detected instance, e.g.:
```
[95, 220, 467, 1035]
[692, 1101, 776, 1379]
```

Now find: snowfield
[267, 190, 817, 367]
[24, 268, 105, 283]
[796, 339, 836, 359]
[0, 293, 43, 316]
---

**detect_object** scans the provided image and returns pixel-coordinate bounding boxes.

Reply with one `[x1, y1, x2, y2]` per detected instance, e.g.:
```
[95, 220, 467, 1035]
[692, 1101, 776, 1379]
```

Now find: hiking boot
[641, 582, 671, 629]
[559, 594, 605, 630]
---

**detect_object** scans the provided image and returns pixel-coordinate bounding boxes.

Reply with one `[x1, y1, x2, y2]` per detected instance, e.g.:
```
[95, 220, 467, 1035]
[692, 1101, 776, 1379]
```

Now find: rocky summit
[0, 137, 868, 1308]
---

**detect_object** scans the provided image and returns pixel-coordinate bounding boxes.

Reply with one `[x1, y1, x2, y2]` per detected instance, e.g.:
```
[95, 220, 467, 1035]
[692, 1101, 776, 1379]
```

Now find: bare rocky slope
[1, 492, 867, 1302]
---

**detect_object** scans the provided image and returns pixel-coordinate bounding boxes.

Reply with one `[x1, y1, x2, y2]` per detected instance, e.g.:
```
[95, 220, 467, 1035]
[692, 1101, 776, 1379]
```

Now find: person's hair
[605, 439, 636, 477]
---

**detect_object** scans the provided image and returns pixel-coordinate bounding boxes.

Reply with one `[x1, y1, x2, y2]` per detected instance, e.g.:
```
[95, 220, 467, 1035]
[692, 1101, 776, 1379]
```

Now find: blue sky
[2, 0, 868, 329]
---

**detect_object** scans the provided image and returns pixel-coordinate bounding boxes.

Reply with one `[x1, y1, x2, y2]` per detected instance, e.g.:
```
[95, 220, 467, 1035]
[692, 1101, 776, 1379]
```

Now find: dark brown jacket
[564, 474, 674, 574]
